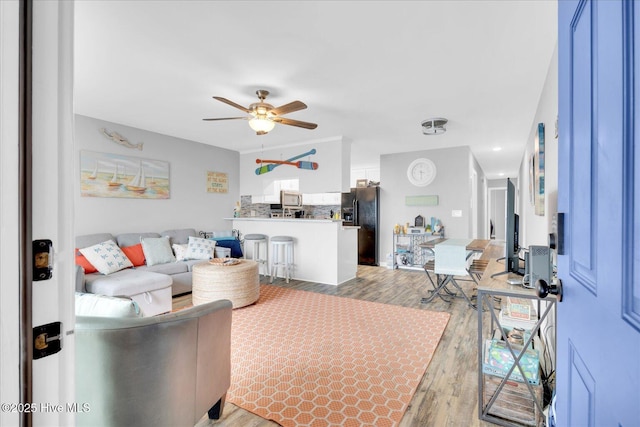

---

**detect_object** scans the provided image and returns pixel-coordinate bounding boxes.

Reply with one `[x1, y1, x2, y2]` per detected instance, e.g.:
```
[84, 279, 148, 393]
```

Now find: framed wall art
[80, 150, 170, 199]
[534, 123, 545, 215]
[528, 152, 535, 206]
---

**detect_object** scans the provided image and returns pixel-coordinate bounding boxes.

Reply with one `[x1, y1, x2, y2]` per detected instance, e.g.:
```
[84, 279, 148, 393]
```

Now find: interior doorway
[470, 171, 478, 239]
[488, 187, 506, 240]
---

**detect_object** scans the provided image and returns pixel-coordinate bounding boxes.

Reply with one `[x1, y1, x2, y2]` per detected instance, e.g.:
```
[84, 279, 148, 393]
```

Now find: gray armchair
[75, 299, 232, 426]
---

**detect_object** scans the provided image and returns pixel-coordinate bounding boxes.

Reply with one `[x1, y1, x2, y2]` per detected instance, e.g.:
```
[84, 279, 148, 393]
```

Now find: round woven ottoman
[192, 259, 260, 308]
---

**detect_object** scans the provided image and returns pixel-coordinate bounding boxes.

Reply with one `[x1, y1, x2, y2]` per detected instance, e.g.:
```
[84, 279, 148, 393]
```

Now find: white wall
[518, 44, 558, 248]
[75, 115, 239, 235]
[351, 166, 380, 188]
[239, 137, 350, 195]
[516, 44, 558, 366]
[380, 146, 478, 264]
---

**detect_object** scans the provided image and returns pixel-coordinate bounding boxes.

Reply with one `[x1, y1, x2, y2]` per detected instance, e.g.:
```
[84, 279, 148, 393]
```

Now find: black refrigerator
[341, 186, 379, 266]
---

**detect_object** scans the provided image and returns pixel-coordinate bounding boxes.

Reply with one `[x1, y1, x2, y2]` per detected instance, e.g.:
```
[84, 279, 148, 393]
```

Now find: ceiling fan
[203, 90, 318, 135]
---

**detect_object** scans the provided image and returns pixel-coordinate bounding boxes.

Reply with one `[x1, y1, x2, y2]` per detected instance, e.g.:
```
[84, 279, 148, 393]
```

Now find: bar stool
[244, 233, 268, 276]
[270, 236, 294, 283]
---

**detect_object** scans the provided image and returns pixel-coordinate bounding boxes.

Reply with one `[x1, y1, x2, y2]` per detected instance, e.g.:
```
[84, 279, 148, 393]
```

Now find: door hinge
[33, 322, 62, 359]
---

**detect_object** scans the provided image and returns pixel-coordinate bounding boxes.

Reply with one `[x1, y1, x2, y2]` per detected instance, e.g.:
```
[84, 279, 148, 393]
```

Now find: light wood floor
[190, 263, 500, 427]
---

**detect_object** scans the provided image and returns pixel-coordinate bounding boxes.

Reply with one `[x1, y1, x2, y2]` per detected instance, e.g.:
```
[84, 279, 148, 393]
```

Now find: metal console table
[476, 259, 557, 427]
[392, 232, 443, 270]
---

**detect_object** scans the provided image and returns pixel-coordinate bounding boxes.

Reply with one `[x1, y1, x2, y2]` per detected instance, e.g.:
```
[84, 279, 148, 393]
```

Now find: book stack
[503, 297, 536, 320]
[482, 339, 540, 385]
[499, 297, 538, 348]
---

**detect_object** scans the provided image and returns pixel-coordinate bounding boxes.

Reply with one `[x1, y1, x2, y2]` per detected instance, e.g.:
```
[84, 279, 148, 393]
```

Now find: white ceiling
[74, 0, 557, 179]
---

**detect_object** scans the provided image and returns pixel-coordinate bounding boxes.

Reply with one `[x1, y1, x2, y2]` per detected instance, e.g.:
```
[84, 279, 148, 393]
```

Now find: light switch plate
[452, 210, 462, 218]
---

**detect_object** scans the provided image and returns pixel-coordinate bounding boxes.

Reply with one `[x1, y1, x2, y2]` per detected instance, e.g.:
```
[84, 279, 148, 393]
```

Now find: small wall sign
[405, 195, 439, 206]
[207, 171, 228, 193]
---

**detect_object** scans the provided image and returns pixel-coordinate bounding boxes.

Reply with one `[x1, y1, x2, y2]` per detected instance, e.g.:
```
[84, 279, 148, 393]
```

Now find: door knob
[536, 278, 563, 302]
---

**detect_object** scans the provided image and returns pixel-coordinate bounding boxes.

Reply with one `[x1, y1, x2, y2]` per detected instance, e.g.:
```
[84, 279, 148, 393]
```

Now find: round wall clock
[407, 158, 437, 187]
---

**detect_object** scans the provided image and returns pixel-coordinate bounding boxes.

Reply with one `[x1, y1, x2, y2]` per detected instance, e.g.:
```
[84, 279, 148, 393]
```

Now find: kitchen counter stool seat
[270, 236, 294, 283]
[244, 233, 268, 276]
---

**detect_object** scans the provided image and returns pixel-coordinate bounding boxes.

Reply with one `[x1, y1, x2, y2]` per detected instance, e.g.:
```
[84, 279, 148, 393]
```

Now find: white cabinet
[302, 192, 341, 205]
[350, 167, 380, 188]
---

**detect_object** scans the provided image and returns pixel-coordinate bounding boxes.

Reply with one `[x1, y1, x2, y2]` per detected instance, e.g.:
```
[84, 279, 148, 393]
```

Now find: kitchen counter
[228, 217, 358, 285]
[227, 217, 356, 225]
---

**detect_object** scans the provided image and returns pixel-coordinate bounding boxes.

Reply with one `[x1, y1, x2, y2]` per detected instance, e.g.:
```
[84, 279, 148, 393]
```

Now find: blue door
[558, 1, 640, 425]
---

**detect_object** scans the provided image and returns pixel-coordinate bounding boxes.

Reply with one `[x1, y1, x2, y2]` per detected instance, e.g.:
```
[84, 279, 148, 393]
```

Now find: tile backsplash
[239, 195, 339, 219]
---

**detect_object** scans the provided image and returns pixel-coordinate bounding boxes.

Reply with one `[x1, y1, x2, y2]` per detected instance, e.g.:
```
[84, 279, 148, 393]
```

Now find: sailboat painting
[80, 151, 169, 199]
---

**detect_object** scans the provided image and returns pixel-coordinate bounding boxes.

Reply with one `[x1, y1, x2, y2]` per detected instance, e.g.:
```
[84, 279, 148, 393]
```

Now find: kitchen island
[228, 218, 359, 286]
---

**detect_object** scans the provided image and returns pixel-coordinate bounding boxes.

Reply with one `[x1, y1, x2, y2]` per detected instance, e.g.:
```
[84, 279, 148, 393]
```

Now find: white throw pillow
[79, 240, 133, 275]
[172, 243, 188, 262]
[184, 236, 216, 260]
[141, 236, 176, 266]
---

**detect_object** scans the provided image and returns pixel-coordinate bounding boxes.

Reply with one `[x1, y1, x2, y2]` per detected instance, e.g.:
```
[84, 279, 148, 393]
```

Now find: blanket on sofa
[212, 239, 243, 258]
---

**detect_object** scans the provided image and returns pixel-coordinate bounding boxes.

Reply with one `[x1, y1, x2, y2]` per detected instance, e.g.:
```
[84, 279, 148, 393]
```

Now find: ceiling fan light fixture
[421, 117, 448, 135]
[249, 116, 275, 134]
[255, 105, 269, 115]
[206, 90, 317, 134]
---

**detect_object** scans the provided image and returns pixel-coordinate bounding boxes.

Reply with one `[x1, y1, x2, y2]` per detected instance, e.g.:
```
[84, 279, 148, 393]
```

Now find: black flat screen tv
[505, 178, 524, 275]
[493, 178, 524, 277]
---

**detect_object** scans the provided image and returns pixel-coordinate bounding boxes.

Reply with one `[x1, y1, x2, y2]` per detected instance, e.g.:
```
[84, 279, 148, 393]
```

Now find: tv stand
[491, 256, 525, 278]
[477, 257, 557, 426]
[491, 269, 509, 279]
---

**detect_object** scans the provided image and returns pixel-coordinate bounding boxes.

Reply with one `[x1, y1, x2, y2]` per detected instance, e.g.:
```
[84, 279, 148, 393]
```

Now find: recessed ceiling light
[492, 147, 502, 152]
[498, 172, 505, 176]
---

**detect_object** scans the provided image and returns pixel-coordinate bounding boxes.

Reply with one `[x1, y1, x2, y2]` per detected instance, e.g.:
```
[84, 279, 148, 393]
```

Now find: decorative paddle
[254, 148, 316, 175]
[255, 159, 318, 170]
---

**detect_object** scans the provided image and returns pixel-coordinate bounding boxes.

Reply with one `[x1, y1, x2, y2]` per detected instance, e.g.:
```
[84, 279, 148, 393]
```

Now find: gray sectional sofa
[75, 228, 231, 316]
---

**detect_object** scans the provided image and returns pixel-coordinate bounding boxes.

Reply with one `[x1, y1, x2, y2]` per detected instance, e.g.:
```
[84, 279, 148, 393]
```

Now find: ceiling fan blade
[270, 100, 307, 116]
[273, 117, 318, 130]
[212, 96, 251, 113]
[202, 117, 247, 121]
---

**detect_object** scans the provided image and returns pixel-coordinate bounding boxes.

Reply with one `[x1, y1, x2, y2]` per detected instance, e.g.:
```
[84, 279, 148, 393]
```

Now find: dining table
[418, 238, 491, 308]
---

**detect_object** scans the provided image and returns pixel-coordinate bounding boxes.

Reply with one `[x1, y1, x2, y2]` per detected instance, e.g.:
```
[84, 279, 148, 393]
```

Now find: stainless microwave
[281, 190, 302, 208]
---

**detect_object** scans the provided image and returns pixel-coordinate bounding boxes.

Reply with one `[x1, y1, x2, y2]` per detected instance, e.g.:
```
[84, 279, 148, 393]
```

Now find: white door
[0, 2, 76, 426]
[31, 2, 76, 425]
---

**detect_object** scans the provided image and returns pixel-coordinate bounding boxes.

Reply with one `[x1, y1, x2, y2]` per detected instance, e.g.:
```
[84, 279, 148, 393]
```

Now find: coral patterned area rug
[228, 285, 450, 427]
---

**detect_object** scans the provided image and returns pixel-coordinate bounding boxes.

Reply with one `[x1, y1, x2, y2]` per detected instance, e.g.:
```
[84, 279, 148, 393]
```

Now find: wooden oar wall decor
[254, 148, 318, 175]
